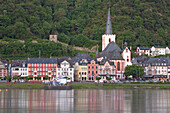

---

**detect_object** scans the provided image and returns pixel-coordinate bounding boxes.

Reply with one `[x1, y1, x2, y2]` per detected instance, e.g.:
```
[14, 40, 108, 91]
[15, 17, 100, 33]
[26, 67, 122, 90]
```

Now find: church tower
[102, 8, 116, 51]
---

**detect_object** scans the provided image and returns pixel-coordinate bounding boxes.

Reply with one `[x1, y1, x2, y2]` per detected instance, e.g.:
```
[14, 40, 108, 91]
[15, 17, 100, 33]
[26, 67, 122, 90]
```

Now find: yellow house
[74, 62, 88, 81]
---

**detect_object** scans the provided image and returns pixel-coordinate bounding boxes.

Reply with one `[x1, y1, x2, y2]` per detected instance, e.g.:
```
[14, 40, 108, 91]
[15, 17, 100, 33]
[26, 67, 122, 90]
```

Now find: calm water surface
[0, 89, 170, 113]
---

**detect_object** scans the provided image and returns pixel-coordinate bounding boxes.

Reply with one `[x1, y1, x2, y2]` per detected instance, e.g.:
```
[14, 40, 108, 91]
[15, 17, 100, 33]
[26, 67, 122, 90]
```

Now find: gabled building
[11, 60, 27, 77]
[98, 59, 116, 81]
[165, 47, 170, 54]
[132, 56, 169, 79]
[87, 59, 99, 81]
[72, 53, 92, 81]
[57, 57, 74, 81]
[136, 47, 150, 56]
[27, 58, 57, 80]
[0, 59, 8, 78]
[150, 46, 166, 56]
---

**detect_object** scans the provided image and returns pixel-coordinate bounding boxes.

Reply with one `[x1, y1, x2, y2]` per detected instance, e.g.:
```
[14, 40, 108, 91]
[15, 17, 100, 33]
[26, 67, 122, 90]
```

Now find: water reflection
[0, 89, 170, 113]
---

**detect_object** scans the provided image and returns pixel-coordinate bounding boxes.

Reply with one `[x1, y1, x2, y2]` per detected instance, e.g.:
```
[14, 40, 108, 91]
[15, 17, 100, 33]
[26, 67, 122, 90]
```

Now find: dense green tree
[0, 0, 169, 56]
[124, 64, 144, 78]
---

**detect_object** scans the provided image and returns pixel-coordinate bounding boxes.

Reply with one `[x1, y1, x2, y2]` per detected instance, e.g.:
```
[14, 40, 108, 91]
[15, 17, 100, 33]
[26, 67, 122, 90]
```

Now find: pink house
[87, 60, 99, 81]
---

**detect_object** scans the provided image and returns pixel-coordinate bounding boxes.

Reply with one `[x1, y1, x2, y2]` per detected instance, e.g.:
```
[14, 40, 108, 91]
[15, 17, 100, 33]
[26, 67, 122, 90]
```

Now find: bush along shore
[0, 83, 170, 89]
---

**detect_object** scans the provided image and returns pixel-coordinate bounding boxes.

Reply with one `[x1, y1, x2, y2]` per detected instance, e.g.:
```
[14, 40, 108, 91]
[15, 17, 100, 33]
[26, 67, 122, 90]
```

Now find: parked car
[145, 80, 149, 83]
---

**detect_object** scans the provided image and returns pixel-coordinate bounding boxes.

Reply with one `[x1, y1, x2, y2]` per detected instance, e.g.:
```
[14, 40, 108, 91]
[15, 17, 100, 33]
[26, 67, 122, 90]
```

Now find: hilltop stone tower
[102, 8, 116, 51]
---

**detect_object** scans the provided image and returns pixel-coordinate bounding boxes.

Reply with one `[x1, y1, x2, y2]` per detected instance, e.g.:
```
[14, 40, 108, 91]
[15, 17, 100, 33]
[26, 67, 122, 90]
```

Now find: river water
[0, 89, 170, 113]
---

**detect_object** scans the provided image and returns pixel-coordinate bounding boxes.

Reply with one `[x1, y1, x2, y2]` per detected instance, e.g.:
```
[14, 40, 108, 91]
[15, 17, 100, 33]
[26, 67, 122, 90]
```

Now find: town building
[168, 59, 170, 79]
[98, 59, 116, 81]
[57, 57, 74, 81]
[72, 53, 92, 81]
[165, 47, 170, 54]
[87, 59, 99, 81]
[27, 58, 57, 80]
[150, 46, 166, 56]
[0, 59, 8, 78]
[136, 47, 150, 56]
[11, 60, 27, 77]
[132, 56, 170, 79]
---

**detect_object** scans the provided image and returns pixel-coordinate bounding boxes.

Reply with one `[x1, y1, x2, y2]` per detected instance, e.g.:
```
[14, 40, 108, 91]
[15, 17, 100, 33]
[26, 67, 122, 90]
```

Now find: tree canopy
[0, 0, 169, 58]
[124, 64, 144, 78]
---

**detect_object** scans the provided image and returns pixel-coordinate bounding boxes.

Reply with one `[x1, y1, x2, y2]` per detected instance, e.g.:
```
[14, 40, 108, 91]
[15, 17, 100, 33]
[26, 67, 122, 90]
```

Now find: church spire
[105, 8, 112, 34]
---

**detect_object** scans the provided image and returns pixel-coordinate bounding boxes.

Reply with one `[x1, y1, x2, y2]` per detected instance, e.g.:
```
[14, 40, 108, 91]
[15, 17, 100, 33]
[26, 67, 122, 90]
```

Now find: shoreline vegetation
[0, 83, 170, 89]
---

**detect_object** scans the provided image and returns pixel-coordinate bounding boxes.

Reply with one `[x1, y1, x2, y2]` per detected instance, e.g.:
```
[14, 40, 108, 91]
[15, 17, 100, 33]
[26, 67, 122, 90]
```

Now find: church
[96, 8, 132, 79]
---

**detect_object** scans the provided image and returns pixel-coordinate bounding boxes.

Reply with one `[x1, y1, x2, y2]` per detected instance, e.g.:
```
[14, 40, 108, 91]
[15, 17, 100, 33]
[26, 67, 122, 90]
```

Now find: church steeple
[105, 8, 112, 34]
[95, 47, 99, 58]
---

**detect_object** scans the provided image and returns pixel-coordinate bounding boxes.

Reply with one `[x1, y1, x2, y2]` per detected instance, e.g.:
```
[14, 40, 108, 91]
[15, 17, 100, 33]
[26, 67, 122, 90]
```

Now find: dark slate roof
[0, 60, 8, 68]
[146, 57, 169, 66]
[57, 57, 73, 68]
[105, 8, 112, 34]
[98, 41, 123, 60]
[28, 58, 57, 63]
[138, 47, 150, 50]
[135, 56, 149, 64]
[154, 46, 165, 48]
[131, 58, 138, 65]
[1, 60, 8, 65]
[11, 60, 27, 67]
[168, 58, 170, 66]
[99, 58, 114, 66]
[71, 53, 92, 64]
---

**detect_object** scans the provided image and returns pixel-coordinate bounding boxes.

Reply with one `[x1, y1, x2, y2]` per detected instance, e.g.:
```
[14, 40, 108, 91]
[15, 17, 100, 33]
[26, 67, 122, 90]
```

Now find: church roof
[105, 8, 112, 34]
[99, 41, 123, 60]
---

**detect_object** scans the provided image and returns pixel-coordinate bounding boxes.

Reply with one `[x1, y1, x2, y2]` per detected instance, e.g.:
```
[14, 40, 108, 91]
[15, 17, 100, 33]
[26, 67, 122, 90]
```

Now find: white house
[11, 60, 27, 77]
[136, 47, 150, 56]
[57, 57, 74, 81]
[165, 47, 170, 54]
[150, 46, 166, 56]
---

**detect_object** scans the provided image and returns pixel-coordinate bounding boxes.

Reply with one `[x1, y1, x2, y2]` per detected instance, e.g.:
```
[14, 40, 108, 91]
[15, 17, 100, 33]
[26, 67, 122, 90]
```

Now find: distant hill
[0, 0, 169, 55]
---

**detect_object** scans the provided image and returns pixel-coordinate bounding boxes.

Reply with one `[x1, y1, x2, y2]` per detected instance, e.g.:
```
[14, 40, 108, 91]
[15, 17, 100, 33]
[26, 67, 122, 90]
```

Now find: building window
[70, 69, 72, 71]
[117, 62, 120, 71]
[96, 66, 98, 69]
[96, 71, 98, 74]
[127, 56, 129, 62]
[109, 38, 111, 43]
[92, 71, 94, 75]
[88, 66, 90, 69]
[92, 66, 94, 69]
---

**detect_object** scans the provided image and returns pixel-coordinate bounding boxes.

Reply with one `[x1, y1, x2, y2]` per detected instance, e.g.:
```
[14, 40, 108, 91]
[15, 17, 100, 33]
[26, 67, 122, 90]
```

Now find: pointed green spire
[105, 8, 112, 34]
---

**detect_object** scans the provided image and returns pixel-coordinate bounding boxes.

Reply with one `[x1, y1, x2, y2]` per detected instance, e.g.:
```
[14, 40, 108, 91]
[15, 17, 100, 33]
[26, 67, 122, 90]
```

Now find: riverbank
[0, 83, 170, 89]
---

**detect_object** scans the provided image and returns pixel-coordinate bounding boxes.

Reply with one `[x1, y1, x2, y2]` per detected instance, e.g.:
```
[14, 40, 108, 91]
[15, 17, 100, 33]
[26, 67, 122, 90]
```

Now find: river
[0, 89, 170, 113]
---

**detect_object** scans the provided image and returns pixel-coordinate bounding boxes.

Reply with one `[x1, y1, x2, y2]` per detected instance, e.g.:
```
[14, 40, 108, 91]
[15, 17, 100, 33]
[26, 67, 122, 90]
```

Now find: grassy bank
[0, 83, 170, 89]
[70, 83, 170, 89]
[0, 83, 46, 89]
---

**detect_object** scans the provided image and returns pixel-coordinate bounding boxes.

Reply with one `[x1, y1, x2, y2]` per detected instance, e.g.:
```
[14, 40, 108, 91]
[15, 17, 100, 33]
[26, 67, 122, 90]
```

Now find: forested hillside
[0, 0, 169, 56]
